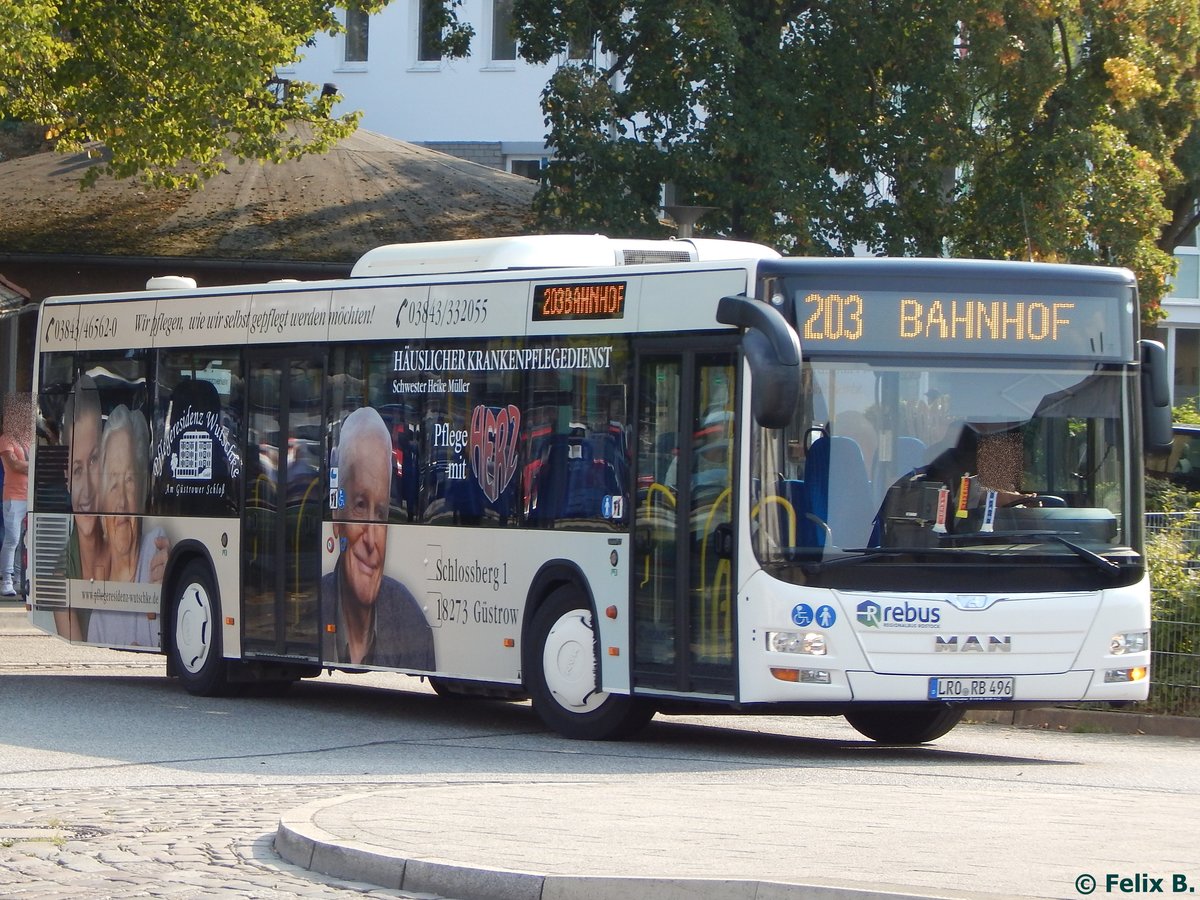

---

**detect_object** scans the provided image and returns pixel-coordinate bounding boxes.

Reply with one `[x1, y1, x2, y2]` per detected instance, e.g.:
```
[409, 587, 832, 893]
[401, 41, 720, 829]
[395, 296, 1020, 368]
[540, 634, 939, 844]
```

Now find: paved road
[0, 605, 436, 899]
[3, 601, 1199, 900]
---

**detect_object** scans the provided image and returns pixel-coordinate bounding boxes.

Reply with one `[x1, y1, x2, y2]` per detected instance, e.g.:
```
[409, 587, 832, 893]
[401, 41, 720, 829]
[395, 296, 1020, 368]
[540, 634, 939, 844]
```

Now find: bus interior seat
[528, 436, 622, 524]
[873, 435, 928, 491]
[776, 477, 807, 547]
[803, 435, 874, 549]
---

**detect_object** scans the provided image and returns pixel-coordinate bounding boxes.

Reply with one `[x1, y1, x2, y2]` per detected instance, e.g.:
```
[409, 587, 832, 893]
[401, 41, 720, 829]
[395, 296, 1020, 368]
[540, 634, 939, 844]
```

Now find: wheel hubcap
[176, 582, 212, 674]
[543, 610, 605, 713]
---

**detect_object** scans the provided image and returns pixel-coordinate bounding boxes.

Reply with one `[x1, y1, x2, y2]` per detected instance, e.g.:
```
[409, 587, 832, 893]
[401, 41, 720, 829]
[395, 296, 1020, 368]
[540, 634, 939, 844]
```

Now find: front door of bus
[242, 353, 324, 661]
[632, 347, 737, 697]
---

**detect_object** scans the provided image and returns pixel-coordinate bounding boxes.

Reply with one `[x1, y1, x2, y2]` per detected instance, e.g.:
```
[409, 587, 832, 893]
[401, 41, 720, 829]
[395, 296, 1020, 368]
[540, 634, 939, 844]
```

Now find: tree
[1162, 124, 1200, 253]
[0, 0, 472, 188]
[511, 0, 1200, 323]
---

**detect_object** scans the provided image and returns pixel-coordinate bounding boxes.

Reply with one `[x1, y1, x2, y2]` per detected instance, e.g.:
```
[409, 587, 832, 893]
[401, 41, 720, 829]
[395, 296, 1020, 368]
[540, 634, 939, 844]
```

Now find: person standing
[0, 393, 32, 596]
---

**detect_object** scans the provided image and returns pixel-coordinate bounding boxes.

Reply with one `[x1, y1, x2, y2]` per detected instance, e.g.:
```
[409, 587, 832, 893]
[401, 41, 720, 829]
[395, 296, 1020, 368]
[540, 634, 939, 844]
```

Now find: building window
[568, 21, 595, 60]
[418, 0, 442, 62]
[491, 0, 516, 62]
[345, 4, 369, 63]
[510, 158, 545, 180]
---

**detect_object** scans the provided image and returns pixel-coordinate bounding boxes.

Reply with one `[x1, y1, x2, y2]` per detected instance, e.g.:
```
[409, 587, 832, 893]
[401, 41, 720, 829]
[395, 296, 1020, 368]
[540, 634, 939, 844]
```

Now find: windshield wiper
[805, 534, 1134, 575]
[801, 546, 994, 569]
[947, 530, 1128, 575]
[1041, 533, 1126, 574]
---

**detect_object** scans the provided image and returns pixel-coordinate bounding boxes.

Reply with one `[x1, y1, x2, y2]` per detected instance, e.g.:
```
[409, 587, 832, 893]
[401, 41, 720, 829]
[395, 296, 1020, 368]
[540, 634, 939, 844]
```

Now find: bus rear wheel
[169, 560, 233, 697]
[527, 585, 654, 740]
[844, 705, 965, 744]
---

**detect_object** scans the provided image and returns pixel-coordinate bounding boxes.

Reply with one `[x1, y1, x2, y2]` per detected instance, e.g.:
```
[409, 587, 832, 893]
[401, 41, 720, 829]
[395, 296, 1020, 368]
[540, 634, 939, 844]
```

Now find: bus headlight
[1109, 631, 1149, 655]
[766, 631, 827, 655]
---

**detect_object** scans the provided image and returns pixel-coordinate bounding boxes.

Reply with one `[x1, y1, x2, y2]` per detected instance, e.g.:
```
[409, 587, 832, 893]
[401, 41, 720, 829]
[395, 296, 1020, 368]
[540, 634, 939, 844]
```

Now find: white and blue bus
[25, 235, 1169, 743]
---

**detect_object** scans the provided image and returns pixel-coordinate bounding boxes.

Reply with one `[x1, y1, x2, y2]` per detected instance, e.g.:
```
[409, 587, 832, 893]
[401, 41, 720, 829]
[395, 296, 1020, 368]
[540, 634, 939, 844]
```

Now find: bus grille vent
[620, 248, 693, 265]
[32, 514, 70, 609]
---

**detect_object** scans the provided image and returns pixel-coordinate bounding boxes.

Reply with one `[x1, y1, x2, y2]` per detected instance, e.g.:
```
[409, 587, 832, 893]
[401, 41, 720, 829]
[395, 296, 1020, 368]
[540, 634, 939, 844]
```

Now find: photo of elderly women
[54, 375, 106, 640]
[85, 404, 169, 647]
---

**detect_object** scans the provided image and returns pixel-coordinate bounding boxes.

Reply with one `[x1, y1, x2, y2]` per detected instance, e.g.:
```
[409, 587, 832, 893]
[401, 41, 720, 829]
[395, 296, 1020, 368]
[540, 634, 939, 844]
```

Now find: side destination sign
[533, 282, 626, 321]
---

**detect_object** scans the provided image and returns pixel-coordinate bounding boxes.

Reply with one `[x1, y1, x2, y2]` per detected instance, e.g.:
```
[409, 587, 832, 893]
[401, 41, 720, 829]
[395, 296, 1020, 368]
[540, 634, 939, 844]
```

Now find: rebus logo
[856, 600, 942, 628]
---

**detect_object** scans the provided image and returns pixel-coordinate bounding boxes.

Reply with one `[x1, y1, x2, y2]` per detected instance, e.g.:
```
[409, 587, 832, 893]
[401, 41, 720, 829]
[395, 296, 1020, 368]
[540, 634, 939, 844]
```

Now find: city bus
[25, 234, 1171, 743]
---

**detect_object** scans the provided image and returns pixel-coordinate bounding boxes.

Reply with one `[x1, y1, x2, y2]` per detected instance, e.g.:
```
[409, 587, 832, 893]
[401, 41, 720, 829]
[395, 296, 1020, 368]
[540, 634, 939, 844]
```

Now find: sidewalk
[276, 708, 1200, 900]
[277, 783, 1032, 900]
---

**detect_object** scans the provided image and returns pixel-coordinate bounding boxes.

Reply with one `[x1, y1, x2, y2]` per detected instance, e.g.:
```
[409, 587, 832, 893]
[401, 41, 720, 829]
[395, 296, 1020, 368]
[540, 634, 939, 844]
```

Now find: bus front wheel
[169, 560, 232, 697]
[844, 705, 965, 744]
[527, 585, 654, 740]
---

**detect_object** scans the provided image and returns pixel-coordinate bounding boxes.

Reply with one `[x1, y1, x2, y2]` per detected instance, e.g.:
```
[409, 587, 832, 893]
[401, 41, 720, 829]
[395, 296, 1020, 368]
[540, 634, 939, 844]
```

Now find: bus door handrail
[751, 494, 797, 548]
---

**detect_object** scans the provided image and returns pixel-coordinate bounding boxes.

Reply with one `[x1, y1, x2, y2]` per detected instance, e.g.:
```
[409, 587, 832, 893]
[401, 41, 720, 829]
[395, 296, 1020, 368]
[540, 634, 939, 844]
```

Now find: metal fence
[1145, 512, 1200, 717]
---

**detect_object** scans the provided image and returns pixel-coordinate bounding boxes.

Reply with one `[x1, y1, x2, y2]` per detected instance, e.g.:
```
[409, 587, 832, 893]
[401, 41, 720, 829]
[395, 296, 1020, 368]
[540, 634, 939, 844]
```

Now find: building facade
[1156, 234, 1200, 410]
[285, 0, 586, 177]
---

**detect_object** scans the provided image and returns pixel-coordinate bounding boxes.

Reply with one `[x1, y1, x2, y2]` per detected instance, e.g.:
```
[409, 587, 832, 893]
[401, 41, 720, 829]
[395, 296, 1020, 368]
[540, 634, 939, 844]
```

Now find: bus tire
[169, 560, 234, 697]
[844, 705, 965, 744]
[526, 585, 654, 741]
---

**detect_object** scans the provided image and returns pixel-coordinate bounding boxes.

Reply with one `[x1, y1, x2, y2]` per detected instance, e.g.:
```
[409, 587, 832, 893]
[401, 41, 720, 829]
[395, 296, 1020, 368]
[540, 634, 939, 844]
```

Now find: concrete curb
[965, 706, 1200, 738]
[275, 795, 1023, 900]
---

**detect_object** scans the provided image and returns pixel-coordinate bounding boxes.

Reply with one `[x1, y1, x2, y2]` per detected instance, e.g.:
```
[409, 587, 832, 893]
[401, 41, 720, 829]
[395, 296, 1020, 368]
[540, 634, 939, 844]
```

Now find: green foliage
[1146, 516, 1200, 715]
[0, 0, 471, 188]
[1174, 400, 1200, 425]
[512, 0, 1200, 324]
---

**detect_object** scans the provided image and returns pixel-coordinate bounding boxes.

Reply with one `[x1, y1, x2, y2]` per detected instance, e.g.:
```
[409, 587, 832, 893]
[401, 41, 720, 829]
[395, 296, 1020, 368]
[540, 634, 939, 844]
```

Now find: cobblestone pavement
[0, 784, 442, 900]
[1, 605, 448, 899]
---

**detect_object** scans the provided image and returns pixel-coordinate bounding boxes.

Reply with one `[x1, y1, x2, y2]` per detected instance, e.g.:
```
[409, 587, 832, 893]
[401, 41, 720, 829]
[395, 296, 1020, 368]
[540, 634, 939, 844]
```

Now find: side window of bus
[34, 353, 75, 513]
[330, 346, 422, 525]
[331, 341, 524, 528]
[522, 338, 631, 531]
[41, 351, 151, 518]
[330, 338, 631, 530]
[151, 352, 244, 516]
[415, 339, 524, 528]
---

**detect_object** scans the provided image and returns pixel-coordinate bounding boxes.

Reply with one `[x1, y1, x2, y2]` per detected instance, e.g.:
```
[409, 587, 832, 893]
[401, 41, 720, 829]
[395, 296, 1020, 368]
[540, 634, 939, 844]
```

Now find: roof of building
[0, 128, 538, 264]
[0, 273, 30, 312]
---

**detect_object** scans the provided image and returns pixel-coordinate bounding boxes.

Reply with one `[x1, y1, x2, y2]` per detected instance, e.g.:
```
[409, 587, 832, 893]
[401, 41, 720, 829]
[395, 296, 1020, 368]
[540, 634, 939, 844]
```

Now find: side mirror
[1139, 339, 1172, 453]
[717, 295, 801, 428]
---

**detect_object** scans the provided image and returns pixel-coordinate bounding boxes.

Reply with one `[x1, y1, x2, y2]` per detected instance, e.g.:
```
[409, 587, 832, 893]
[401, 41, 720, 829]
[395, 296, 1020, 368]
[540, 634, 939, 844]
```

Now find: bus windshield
[752, 358, 1140, 590]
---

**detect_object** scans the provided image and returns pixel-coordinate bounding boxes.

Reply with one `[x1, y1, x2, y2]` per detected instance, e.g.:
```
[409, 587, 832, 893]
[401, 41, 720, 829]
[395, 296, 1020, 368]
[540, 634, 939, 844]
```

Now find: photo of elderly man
[321, 406, 434, 669]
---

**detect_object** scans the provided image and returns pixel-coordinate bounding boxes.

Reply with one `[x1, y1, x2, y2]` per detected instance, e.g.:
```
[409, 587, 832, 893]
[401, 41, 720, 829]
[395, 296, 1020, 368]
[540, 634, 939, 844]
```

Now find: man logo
[935, 635, 1013, 652]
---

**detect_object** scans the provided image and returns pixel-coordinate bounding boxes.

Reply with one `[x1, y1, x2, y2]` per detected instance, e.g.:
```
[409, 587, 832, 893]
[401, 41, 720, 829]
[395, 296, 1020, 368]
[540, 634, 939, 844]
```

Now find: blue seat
[804, 436, 874, 549]
[527, 437, 622, 525]
[873, 435, 928, 500]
